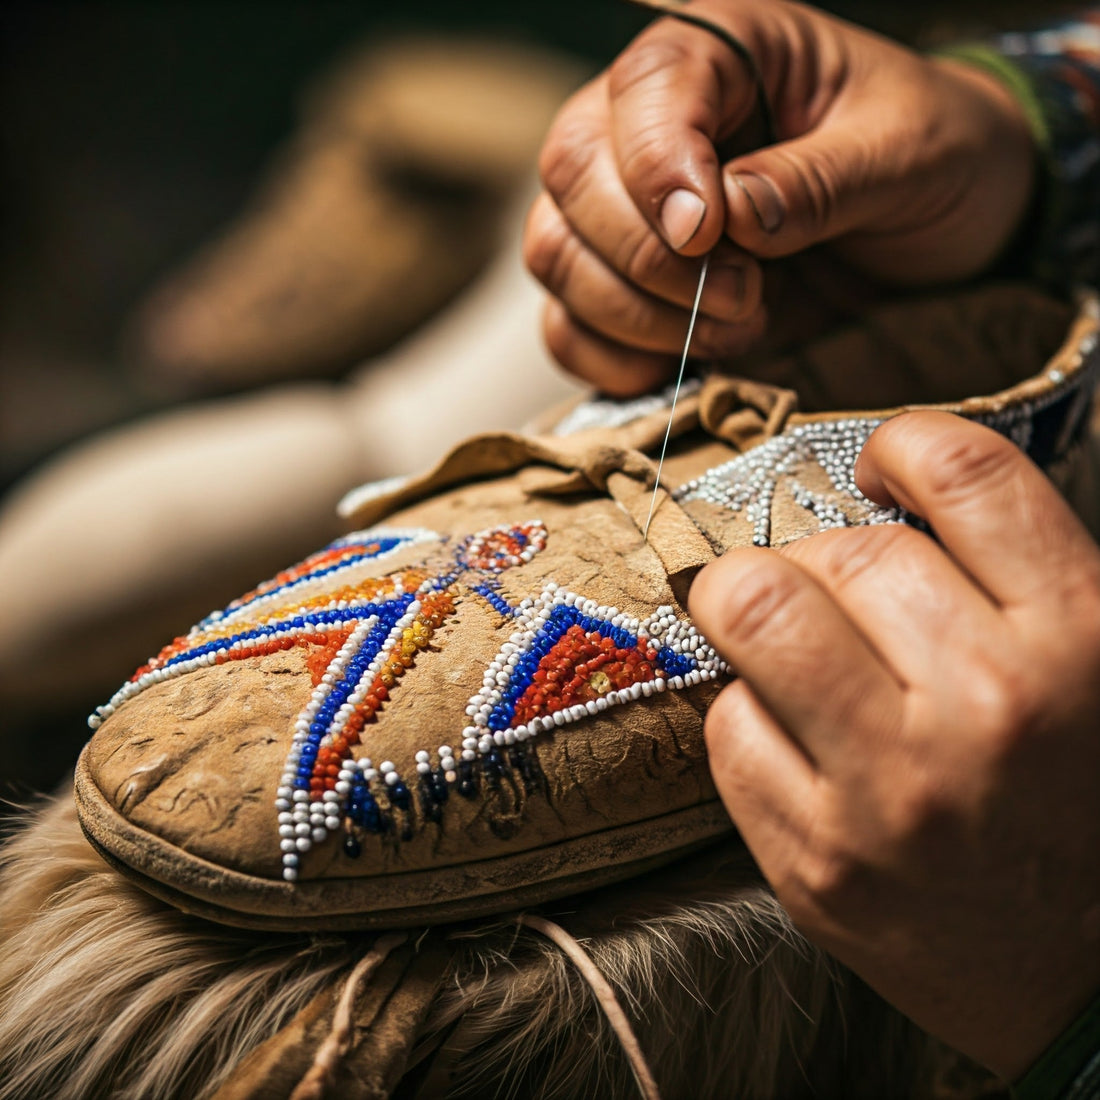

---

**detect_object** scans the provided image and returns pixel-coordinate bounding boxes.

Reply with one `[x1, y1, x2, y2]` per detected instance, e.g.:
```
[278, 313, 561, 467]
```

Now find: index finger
[856, 411, 1100, 611]
[607, 7, 766, 254]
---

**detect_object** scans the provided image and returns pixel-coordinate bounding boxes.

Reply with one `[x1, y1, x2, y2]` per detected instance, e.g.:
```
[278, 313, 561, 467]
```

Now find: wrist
[930, 54, 1039, 277]
[1013, 988, 1100, 1100]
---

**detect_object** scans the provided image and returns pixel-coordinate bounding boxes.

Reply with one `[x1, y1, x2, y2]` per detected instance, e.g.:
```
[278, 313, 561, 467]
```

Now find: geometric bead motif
[268, 522, 552, 879]
[324, 558, 730, 881]
[90, 521, 564, 881]
[88, 528, 439, 729]
[460, 583, 727, 748]
[91, 345, 1099, 882]
[672, 353, 1098, 548]
[88, 514, 734, 880]
[674, 418, 900, 546]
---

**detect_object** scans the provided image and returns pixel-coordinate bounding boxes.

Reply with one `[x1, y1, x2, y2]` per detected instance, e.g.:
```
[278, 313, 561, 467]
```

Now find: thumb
[721, 120, 904, 259]
[607, 14, 771, 256]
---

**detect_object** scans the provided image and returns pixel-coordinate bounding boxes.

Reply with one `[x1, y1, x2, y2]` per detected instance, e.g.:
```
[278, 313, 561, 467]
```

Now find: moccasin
[76, 284, 1100, 930]
[125, 37, 583, 395]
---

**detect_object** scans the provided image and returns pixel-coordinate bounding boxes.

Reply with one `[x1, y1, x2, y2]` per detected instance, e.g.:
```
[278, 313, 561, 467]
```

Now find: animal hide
[0, 789, 978, 1100]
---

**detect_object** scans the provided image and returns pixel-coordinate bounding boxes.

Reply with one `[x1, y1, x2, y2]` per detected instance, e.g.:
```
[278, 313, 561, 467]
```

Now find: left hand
[523, 0, 1036, 394]
[688, 411, 1100, 1079]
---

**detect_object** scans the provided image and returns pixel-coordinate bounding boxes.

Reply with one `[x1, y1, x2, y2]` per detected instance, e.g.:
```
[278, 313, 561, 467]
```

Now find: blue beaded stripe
[486, 604, 697, 733]
[470, 583, 519, 619]
[203, 535, 417, 627]
[291, 594, 415, 792]
[165, 595, 412, 671]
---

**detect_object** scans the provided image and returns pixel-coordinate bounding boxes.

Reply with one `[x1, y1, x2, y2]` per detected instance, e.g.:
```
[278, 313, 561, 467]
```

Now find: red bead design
[305, 589, 456, 793]
[511, 625, 660, 725]
[457, 522, 547, 573]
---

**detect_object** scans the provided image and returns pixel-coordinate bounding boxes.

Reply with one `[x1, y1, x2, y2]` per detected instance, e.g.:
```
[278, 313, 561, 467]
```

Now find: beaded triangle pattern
[670, 358, 1097, 548]
[674, 418, 899, 547]
[88, 518, 728, 883]
[461, 584, 726, 743]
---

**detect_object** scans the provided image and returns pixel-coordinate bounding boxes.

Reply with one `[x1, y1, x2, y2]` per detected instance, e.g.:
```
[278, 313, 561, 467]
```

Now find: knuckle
[923, 429, 1018, 505]
[798, 155, 839, 237]
[965, 660, 1036, 750]
[608, 36, 692, 103]
[792, 148, 840, 236]
[757, 145, 841, 240]
[538, 101, 599, 205]
[616, 294, 670, 348]
[800, 848, 861, 910]
[811, 524, 923, 593]
[522, 199, 572, 291]
[616, 227, 673, 292]
[713, 559, 805, 649]
[617, 123, 677, 200]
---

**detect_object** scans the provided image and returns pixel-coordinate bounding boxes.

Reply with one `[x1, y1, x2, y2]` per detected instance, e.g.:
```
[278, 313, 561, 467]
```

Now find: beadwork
[88, 529, 440, 725]
[461, 584, 727, 746]
[89, 516, 728, 882]
[456, 523, 547, 572]
[673, 351, 1099, 547]
[88, 341, 1098, 885]
[277, 523, 725, 880]
[675, 418, 898, 547]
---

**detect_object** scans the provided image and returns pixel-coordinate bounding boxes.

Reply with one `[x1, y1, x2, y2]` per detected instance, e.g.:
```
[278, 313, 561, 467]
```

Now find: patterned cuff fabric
[1012, 989, 1100, 1100]
[944, 14, 1100, 290]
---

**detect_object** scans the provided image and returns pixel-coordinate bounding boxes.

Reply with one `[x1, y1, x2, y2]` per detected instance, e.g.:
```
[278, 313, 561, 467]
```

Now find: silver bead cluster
[674, 418, 897, 546]
[551, 378, 701, 437]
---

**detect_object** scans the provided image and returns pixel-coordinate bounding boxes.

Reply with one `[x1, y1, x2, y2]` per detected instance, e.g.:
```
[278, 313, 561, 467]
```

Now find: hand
[524, 0, 1036, 394]
[688, 412, 1100, 1079]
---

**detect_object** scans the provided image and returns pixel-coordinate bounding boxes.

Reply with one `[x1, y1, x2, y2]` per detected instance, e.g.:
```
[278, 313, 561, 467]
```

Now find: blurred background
[0, 0, 1072, 801]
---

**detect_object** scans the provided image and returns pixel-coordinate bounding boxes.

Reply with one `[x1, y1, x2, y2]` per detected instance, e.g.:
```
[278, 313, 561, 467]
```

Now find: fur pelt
[0, 789, 954, 1100]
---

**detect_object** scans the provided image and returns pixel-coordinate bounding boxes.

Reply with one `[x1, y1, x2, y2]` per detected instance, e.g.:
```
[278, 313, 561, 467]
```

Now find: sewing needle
[643, 253, 710, 541]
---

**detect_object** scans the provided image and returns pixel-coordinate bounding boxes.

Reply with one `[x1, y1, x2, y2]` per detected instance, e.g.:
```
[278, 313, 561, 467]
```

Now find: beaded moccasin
[76, 285, 1100, 930]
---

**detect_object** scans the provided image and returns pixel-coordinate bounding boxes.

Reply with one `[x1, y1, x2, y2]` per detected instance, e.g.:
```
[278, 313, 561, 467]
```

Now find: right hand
[523, 0, 1037, 394]
[688, 412, 1100, 1080]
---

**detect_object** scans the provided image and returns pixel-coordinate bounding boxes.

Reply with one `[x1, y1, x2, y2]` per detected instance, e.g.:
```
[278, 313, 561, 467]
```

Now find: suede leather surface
[76, 285, 1100, 930]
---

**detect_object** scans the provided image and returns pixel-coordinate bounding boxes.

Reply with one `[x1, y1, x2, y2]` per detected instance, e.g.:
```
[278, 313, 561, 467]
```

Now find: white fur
[0, 792, 953, 1099]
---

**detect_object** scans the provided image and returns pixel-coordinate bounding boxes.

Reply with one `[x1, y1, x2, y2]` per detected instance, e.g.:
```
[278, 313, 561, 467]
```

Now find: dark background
[0, 0, 1068, 489]
[0, 0, 1070, 801]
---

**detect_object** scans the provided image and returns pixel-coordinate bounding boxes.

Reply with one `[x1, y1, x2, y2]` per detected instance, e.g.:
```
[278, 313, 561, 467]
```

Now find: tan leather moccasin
[76, 284, 1100, 931]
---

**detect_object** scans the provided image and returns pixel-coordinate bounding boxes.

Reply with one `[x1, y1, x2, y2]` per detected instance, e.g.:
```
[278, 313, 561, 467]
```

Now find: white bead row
[202, 526, 439, 630]
[459, 583, 727, 747]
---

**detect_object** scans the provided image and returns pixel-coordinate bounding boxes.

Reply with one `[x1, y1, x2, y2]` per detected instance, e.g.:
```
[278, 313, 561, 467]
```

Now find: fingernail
[732, 173, 785, 233]
[659, 188, 706, 249]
